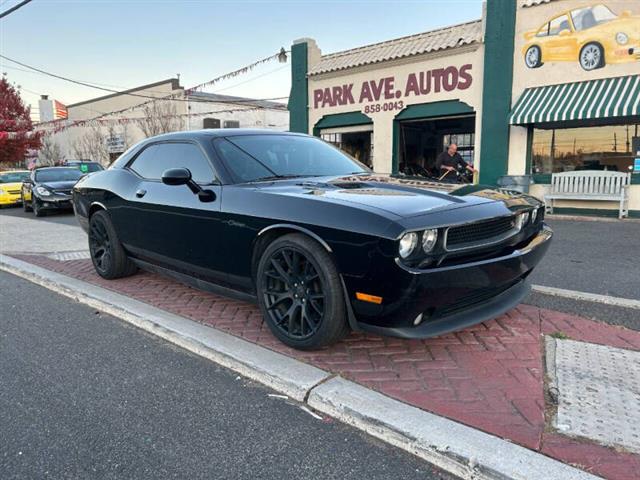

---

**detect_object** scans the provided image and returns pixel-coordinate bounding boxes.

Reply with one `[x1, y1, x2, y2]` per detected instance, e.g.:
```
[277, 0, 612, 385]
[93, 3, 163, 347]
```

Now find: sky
[0, 0, 483, 120]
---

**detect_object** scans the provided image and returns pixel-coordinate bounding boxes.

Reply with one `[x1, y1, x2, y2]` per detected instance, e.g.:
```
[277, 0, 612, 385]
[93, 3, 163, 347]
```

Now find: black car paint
[73, 130, 552, 338]
[22, 168, 81, 212]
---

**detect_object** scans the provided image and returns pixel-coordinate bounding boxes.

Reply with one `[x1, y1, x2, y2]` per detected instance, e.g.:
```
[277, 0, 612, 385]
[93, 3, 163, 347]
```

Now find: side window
[130, 143, 215, 184]
[536, 23, 549, 37]
[214, 139, 271, 183]
[549, 15, 570, 36]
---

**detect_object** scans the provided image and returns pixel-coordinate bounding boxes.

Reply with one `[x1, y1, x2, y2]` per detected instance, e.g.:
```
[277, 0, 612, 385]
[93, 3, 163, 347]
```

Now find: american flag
[54, 100, 68, 119]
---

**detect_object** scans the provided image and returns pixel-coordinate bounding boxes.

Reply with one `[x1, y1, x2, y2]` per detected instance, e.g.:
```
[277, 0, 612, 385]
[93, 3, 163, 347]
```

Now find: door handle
[135, 189, 147, 198]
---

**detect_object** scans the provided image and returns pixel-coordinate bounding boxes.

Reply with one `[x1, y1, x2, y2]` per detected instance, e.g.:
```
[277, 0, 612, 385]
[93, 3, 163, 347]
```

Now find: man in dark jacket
[435, 143, 477, 180]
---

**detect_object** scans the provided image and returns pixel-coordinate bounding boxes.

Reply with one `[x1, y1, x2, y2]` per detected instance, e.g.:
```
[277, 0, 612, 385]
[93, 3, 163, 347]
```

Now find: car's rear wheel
[525, 45, 543, 68]
[580, 43, 605, 71]
[256, 233, 348, 350]
[88, 210, 137, 279]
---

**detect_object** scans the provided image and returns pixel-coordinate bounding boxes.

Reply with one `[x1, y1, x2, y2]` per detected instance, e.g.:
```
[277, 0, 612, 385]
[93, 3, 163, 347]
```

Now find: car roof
[148, 129, 304, 141]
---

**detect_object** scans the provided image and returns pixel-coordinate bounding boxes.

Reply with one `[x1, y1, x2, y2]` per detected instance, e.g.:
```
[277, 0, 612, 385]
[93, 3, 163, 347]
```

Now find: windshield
[214, 135, 370, 183]
[571, 5, 617, 30]
[0, 171, 30, 183]
[68, 162, 103, 173]
[34, 168, 84, 183]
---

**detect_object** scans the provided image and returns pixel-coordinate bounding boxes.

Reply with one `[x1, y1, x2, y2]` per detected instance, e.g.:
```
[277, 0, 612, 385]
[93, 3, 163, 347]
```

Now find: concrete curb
[531, 284, 640, 310]
[0, 254, 602, 480]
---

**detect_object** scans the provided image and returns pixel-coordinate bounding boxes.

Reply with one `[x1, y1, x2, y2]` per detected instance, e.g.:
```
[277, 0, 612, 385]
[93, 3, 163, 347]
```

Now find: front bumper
[0, 193, 22, 205]
[352, 225, 553, 339]
[37, 194, 73, 210]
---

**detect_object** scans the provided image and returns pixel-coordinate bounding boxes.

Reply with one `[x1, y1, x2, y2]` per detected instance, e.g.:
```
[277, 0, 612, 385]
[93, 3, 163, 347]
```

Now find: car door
[544, 14, 576, 61]
[123, 141, 228, 285]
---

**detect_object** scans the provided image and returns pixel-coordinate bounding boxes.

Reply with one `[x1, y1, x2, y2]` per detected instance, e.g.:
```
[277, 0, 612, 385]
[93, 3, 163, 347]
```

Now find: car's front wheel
[88, 210, 137, 279]
[580, 43, 605, 71]
[32, 199, 46, 217]
[525, 45, 543, 68]
[256, 233, 348, 350]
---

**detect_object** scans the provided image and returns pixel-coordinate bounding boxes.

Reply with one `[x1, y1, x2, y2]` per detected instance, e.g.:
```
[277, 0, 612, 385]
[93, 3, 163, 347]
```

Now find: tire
[22, 196, 32, 212]
[33, 199, 46, 217]
[256, 233, 348, 350]
[524, 45, 543, 68]
[88, 210, 137, 280]
[580, 43, 605, 71]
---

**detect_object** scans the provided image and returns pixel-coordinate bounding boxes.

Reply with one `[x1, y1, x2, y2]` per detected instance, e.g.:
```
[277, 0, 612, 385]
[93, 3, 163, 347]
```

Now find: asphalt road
[530, 218, 640, 300]
[0, 204, 79, 226]
[0, 271, 455, 480]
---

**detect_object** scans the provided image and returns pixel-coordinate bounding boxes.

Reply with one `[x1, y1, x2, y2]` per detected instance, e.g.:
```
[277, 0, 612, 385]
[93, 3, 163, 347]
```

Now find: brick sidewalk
[11, 253, 640, 480]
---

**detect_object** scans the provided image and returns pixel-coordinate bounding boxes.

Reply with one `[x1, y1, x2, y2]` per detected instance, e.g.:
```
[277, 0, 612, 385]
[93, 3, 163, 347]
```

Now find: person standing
[435, 143, 477, 180]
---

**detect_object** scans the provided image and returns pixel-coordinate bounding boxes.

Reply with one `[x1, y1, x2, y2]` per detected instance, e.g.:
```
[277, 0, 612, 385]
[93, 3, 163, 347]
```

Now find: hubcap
[581, 46, 600, 69]
[89, 219, 111, 273]
[526, 47, 539, 67]
[262, 247, 324, 340]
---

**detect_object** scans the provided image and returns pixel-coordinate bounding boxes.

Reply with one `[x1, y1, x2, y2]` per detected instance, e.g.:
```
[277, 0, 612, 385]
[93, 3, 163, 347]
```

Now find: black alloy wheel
[88, 210, 137, 279]
[257, 234, 348, 350]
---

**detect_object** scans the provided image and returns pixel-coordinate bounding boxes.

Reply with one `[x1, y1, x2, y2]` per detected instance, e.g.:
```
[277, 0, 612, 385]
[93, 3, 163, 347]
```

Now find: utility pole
[626, 125, 630, 153]
[613, 132, 617, 152]
[550, 129, 556, 160]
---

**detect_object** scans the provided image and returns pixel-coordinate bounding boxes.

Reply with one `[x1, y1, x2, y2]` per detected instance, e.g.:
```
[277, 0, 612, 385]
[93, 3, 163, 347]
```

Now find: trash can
[496, 175, 533, 194]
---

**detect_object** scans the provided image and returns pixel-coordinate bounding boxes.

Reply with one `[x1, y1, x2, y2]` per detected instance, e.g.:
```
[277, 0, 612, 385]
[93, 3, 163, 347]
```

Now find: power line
[0, 0, 33, 19]
[0, 52, 288, 105]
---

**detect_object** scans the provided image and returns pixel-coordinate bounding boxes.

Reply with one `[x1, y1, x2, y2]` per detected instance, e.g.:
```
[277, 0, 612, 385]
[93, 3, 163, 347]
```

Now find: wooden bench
[545, 171, 631, 219]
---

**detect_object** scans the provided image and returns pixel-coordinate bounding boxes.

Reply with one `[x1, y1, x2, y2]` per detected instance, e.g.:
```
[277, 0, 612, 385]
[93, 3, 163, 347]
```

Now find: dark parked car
[22, 166, 84, 217]
[72, 130, 552, 350]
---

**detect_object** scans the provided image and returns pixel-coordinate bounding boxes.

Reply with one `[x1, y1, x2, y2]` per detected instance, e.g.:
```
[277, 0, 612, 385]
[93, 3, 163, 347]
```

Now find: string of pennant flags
[2, 48, 289, 139]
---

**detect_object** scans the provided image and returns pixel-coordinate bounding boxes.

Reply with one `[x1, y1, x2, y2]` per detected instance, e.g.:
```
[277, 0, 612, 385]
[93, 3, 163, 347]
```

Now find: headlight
[531, 208, 538, 224]
[616, 32, 629, 45]
[514, 212, 528, 231]
[35, 186, 51, 196]
[399, 232, 418, 259]
[421, 229, 438, 253]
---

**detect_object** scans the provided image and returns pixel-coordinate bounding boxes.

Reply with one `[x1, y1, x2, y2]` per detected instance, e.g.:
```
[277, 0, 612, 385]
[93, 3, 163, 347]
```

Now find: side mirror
[559, 29, 571, 37]
[161, 167, 216, 203]
[162, 167, 192, 186]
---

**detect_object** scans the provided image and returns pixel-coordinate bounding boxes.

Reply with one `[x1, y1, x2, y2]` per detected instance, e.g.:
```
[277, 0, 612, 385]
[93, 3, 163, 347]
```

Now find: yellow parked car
[523, 4, 640, 71]
[0, 170, 30, 207]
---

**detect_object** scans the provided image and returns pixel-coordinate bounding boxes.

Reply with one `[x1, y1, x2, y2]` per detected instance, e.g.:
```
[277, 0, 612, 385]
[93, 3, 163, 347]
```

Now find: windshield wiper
[249, 174, 314, 183]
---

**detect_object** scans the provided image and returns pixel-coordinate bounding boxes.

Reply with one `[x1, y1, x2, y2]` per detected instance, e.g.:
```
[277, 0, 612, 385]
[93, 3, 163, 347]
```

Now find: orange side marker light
[356, 292, 383, 304]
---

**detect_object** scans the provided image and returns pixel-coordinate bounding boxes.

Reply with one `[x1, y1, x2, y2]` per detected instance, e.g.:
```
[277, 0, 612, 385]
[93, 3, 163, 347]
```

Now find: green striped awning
[509, 74, 640, 125]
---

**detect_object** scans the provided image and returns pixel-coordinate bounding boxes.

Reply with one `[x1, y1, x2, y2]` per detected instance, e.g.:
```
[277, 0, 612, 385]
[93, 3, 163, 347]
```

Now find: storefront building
[288, 0, 640, 217]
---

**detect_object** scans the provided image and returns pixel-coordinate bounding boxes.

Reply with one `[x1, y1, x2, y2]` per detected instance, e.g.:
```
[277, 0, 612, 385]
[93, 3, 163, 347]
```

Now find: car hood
[250, 174, 534, 218]
[40, 180, 78, 190]
[0, 182, 25, 190]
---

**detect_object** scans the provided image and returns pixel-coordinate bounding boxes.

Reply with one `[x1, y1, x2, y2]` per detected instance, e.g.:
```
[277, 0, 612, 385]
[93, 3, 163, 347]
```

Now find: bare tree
[38, 134, 63, 166]
[71, 123, 107, 164]
[136, 101, 181, 138]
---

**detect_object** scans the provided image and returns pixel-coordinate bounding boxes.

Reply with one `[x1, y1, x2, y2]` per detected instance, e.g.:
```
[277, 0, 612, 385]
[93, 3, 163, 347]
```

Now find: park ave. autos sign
[312, 64, 473, 114]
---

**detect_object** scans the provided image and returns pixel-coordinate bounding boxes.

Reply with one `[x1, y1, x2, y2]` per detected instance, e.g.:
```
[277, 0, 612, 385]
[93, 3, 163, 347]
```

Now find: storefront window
[531, 123, 640, 175]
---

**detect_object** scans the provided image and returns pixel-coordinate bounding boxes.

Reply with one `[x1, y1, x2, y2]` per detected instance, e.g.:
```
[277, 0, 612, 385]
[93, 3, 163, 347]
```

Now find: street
[0, 270, 453, 480]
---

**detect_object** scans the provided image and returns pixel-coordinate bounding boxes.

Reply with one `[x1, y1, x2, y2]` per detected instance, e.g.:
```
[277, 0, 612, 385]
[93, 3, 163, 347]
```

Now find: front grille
[7, 189, 20, 195]
[445, 216, 516, 251]
[53, 189, 73, 195]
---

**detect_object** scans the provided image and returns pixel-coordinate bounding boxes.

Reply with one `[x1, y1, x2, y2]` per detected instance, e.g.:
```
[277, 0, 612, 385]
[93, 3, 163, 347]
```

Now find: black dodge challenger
[72, 130, 552, 350]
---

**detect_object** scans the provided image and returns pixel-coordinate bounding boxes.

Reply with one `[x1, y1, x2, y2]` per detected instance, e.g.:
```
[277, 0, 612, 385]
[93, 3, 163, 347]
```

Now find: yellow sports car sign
[523, 3, 640, 71]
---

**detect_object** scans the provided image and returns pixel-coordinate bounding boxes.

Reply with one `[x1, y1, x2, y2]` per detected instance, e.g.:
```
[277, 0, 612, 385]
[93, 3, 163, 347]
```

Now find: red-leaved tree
[0, 75, 42, 167]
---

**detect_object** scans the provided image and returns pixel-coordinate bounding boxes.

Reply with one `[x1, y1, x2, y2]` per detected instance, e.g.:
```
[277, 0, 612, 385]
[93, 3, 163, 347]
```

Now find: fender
[257, 223, 333, 253]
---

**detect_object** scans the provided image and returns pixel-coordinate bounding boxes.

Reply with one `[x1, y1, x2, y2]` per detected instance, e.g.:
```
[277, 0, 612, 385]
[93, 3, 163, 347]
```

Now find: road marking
[532, 284, 640, 310]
